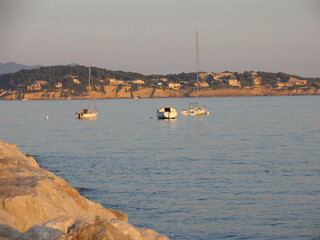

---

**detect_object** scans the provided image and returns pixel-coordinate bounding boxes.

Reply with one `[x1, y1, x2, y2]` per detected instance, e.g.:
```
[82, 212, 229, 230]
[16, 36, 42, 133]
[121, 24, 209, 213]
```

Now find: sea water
[1, 96, 320, 240]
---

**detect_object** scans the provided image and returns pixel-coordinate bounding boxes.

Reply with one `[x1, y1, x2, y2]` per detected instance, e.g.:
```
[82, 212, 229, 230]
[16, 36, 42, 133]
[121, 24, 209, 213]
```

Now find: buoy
[45, 116, 49, 120]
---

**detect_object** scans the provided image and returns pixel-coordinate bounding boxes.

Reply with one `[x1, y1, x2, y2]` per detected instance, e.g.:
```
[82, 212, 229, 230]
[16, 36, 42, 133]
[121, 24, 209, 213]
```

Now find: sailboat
[75, 58, 98, 119]
[181, 31, 209, 116]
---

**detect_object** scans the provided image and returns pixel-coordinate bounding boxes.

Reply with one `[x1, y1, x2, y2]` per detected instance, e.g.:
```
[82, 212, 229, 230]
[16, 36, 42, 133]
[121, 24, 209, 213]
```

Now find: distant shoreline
[1, 86, 319, 100]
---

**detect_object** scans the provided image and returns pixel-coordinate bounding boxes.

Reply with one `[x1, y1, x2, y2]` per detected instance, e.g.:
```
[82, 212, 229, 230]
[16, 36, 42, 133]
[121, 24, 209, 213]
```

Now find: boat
[157, 106, 177, 119]
[181, 103, 208, 116]
[75, 58, 97, 119]
[181, 30, 209, 116]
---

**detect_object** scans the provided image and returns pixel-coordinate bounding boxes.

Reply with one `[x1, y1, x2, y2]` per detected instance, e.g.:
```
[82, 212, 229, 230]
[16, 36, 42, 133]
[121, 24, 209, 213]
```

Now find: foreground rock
[0, 140, 169, 240]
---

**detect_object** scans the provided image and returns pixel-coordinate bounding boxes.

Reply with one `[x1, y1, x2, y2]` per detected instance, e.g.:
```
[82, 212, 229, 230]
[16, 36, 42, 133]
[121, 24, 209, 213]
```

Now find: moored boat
[181, 103, 209, 116]
[157, 106, 177, 119]
[76, 108, 97, 119]
[75, 58, 97, 119]
[181, 30, 209, 117]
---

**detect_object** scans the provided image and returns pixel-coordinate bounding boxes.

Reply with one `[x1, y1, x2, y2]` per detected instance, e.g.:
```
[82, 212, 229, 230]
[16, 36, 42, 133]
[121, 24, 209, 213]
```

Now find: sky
[1, 0, 319, 77]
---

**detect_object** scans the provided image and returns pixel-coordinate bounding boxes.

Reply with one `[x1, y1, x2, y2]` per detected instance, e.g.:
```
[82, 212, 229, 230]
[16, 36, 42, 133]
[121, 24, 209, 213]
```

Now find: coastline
[1, 86, 319, 100]
[0, 140, 169, 240]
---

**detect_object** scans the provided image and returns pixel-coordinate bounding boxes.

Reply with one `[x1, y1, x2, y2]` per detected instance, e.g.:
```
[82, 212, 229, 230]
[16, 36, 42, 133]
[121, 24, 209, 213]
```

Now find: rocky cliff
[1, 86, 319, 100]
[0, 140, 169, 240]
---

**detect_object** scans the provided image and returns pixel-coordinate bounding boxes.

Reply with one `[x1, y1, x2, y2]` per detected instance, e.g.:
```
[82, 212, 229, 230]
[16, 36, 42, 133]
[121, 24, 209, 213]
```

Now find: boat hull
[76, 109, 98, 119]
[157, 107, 177, 119]
[181, 107, 208, 116]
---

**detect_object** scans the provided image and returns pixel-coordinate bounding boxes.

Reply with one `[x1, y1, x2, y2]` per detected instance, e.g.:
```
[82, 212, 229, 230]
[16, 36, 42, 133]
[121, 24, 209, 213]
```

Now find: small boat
[182, 30, 209, 116]
[181, 103, 209, 116]
[75, 58, 97, 119]
[157, 106, 177, 119]
[77, 108, 97, 119]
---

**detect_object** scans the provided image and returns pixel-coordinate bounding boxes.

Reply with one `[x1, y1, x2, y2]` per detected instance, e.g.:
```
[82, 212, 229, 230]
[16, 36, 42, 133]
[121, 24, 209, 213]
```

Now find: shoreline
[1, 86, 319, 101]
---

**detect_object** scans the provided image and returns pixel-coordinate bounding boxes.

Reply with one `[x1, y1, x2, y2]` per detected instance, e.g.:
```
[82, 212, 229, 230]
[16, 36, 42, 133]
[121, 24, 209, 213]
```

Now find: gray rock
[0, 224, 21, 240]
[14, 225, 63, 240]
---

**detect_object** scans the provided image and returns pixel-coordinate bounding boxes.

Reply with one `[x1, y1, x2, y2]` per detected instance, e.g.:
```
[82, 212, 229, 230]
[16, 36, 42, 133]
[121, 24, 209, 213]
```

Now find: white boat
[75, 58, 97, 119]
[157, 106, 177, 119]
[181, 30, 209, 116]
[181, 103, 208, 116]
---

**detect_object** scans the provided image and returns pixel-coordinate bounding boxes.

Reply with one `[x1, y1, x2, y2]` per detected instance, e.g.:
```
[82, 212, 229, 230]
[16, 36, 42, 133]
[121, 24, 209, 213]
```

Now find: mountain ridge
[0, 62, 43, 75]
[0, 62, 80, 75]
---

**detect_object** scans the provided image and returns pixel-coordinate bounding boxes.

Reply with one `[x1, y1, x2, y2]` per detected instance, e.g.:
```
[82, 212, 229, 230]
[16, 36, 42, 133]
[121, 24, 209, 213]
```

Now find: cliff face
[0, 140, 169, 240]
[1, 86, 319, 100]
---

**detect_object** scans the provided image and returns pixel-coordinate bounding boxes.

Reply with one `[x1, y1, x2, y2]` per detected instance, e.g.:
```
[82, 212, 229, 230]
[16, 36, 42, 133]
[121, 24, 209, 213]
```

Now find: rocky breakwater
[0, 140, 169, 240]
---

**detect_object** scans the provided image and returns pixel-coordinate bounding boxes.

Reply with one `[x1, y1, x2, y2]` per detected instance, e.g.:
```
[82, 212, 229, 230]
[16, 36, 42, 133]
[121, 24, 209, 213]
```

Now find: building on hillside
[198, 72, 208, 79]
[276, 81, 292, 88]
[228, 79, 241, 87]
[251, 77, 262, 86]
[109, 79, 124, 85]
[287, 77, 307, 86]
[55, 82, 63, 88]
[27, 80, 48, 90]
[250, 71, 258, 77]
[168, 82, 181, 89]
[195, 81, 209, 88]
[72, 79, 80, 84]
[160, 78, 168, 82]
[132, 79, 145, 84]
[27, 83, 42, 91]
[277, 77, 307, 89]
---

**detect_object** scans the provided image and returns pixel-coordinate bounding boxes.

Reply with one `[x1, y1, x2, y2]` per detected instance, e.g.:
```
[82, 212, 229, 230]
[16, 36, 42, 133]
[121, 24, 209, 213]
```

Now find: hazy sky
[1, 0, 319, 77]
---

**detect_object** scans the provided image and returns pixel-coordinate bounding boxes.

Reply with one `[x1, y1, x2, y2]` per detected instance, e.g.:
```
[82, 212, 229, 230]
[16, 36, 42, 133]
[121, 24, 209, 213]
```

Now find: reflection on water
[1, 96, 320, 240]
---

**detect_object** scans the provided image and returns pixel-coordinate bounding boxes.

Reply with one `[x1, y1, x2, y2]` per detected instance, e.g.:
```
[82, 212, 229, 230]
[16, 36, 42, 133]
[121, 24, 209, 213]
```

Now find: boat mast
[196, 30, 199, 107]
[88, 57, 91, 110]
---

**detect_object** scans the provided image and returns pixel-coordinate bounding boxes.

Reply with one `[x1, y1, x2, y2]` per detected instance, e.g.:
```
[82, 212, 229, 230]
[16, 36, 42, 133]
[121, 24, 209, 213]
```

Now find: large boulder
[0, 141, 169, 240]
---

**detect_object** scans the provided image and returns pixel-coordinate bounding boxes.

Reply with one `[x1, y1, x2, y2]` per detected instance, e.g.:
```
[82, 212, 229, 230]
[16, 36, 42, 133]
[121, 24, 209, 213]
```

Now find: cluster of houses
[24, 80, 63, 90]
[7, 72, 308, 94]
[26, 80, 49, 90]
[276, 77, 307, 89]
[105, 78, 145, 85]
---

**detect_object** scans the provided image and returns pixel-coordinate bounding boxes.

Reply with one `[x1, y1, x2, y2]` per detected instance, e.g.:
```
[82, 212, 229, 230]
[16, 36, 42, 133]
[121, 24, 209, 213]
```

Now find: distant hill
[0, 62, 42, 75]
[0, 62, 81, 75]
[0, 64, 148, 90]
[0, 64, 319, 95]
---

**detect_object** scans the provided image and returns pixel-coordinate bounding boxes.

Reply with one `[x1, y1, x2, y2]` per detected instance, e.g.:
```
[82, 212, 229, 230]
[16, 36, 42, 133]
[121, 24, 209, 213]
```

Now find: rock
[61, 217, 169, 240]
[0, 224, 21, 240]
[14, 225, 63, 240]
[0, 141, 126, 232]
[0, 141, 169, 240]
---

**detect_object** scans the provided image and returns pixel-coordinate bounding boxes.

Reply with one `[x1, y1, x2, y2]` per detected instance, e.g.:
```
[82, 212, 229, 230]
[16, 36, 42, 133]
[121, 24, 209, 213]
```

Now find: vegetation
[0, 65, 319, 97]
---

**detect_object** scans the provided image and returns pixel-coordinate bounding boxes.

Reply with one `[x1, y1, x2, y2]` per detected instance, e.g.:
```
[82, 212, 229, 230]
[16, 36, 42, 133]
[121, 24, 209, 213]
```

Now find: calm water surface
[1, 96, 320, 240]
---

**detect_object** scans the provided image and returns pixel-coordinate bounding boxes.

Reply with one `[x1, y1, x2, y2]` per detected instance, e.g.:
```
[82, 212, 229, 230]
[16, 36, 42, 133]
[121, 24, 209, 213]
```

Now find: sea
[1, 95, 320, 240]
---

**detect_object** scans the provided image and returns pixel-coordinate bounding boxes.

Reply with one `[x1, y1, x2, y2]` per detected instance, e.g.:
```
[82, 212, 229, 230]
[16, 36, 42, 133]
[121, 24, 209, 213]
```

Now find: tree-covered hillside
[0, 65, 319, 92]
[0, 65, 148, 90]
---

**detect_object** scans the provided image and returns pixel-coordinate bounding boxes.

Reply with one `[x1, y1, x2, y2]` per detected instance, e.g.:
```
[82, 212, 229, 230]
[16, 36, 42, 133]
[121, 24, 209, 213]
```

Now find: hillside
[0, 65, 319, 100]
